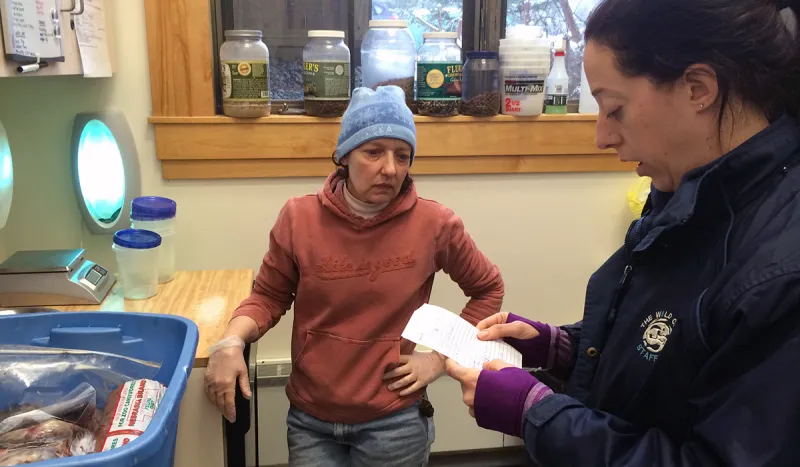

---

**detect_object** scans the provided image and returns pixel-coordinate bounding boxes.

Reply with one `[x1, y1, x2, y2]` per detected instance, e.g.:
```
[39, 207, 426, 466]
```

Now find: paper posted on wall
[401, 304, 522, 369]
[73, 0, 112, 78]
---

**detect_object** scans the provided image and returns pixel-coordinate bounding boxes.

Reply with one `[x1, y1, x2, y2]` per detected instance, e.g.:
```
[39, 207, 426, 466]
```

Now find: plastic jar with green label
[220, 30, 270, 118]
[303, 30, 351, 117]
[416, 32, 462, 117]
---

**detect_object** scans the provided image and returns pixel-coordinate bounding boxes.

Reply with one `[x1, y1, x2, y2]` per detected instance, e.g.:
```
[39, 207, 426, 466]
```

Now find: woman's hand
[445, 359, 514, 417]
[447, 358, 552, 438]
[204, 336, 252, 423]
[476, 312, 541, 341]
[384, 351, 446, 396]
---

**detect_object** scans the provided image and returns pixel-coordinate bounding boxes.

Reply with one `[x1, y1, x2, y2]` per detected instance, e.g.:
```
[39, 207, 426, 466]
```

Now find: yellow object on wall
[627, 176, 652, 219]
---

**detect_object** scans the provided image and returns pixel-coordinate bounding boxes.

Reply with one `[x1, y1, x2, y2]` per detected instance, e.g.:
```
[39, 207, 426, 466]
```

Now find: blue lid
[131, 196, 177, 221]
[113, 229, 162, 249]
[466, 51, 498, 60]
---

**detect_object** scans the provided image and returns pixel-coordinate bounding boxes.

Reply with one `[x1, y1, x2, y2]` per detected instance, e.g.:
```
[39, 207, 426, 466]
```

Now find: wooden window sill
[148, 114, 634, 179]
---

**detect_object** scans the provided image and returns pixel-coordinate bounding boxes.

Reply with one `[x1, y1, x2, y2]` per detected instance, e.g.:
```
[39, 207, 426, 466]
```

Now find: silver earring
[700, 104, 705, 109]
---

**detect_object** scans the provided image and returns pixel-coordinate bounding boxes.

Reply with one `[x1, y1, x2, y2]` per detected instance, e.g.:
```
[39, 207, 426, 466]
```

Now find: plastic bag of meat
[0, 421, 95, 462]
[95, 380, 167, 452]
[0, 419, 83, 449]
[0, 383, 96, 436]
[0, 440, 70, 466]
[0, 345, 160, 420]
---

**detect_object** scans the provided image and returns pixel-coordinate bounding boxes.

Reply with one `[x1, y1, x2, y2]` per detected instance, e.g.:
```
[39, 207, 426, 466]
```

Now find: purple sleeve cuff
[474, 367, 552, 438]
[504, 314, 576, 380]
[522, 382, 554, 414]
[505, 314, 556, 369]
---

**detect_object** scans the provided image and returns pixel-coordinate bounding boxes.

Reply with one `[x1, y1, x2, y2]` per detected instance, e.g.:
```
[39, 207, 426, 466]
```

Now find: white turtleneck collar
[338, 179, 389, 219]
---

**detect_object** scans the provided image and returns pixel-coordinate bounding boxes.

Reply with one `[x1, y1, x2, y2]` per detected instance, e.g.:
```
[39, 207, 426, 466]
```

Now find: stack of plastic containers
[499, 26, 552, 116]
[130, 196, 177, 284]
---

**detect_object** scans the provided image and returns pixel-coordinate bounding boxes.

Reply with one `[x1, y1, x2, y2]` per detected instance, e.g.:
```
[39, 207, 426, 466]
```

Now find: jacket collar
[633, 115, 800, 253]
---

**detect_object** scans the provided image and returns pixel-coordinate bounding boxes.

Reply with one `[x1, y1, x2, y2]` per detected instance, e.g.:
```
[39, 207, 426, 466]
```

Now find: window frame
[144, 0, 632, 180]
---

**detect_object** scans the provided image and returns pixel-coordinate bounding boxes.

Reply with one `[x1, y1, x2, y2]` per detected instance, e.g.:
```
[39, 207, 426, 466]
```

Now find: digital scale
[0, 249, 116, 307]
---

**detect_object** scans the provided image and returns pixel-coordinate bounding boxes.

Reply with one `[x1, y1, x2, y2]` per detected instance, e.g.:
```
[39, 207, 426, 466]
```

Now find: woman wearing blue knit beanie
[205, 85, 505, 466]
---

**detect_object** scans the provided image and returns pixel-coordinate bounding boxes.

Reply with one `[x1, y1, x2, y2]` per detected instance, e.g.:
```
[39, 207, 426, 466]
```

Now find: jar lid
[224, 30, 262, 39]
[308, 30, 345, 38]
[466, 51, 498, 60]
[131, 196, 177, 221]
[423, 31, 458, 39]
[369, 19, 408, 28]
[113, 229, 162, 250]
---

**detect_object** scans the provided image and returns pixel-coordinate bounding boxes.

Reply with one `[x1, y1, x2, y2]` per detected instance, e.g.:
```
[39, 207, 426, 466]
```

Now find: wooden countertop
[54, 270, 254, 367]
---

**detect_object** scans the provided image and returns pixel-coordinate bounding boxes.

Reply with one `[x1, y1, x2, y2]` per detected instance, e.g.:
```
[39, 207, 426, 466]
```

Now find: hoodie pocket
[291, 330, 402, 416]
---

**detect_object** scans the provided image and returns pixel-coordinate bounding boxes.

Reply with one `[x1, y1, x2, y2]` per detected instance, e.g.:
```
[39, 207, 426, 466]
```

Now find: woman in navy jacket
[447, 0, 800, 465]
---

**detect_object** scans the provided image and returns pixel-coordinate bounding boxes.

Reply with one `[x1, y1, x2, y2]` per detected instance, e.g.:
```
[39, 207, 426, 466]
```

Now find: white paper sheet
[73, 0, 111, 77]
[402, 304, 522, 369]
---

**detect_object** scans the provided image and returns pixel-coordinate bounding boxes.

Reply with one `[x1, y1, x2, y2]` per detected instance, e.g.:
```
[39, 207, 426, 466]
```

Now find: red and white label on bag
[101, 379, 166, 452]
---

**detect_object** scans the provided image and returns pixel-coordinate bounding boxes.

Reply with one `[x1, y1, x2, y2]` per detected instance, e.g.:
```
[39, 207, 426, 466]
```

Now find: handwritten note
[73, 0, 111, 77]
[1, 0, 64, 59]
[402, 304, 522, 370]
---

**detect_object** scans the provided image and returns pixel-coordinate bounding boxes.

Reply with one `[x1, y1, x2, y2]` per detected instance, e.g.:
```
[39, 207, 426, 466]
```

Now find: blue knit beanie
[336, 86, 417, 164]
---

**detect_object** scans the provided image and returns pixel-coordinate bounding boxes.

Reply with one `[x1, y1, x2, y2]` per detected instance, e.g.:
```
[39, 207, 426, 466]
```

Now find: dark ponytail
[585, 0, 800, 122]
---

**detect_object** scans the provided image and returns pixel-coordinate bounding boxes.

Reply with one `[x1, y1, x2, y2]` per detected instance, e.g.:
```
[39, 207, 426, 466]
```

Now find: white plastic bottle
[545, 39, 569, 114]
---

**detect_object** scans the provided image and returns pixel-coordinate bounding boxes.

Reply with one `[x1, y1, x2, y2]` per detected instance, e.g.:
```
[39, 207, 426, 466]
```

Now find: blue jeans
[287, 402, 435, 467]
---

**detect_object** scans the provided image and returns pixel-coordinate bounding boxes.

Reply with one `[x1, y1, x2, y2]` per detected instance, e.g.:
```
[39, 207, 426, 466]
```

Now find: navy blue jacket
[524, 116, 800, 466]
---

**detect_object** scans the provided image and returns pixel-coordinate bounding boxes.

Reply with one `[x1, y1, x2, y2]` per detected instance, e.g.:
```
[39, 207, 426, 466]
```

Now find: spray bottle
[545, 38, 569, 114]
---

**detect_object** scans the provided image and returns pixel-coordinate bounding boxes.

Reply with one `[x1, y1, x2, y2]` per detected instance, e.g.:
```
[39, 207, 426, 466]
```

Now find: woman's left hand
[384, 351, 446, 396]
[445, 359, 514, 418]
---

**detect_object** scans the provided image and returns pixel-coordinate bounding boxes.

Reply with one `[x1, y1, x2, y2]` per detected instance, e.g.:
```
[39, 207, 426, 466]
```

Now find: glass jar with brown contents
[220, 30, 271, 118]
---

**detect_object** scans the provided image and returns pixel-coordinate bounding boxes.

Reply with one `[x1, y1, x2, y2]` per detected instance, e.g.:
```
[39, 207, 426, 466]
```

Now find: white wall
[0, 1, 635, 461]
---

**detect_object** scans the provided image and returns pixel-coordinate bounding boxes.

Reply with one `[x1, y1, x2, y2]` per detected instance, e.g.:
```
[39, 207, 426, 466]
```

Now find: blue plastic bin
[0, 312, 199, 467]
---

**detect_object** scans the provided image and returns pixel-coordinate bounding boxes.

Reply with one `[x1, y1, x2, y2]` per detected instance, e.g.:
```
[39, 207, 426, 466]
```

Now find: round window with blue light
[0, 120, 13, 230]
[76, 119, 126, 227]
[72, 113, 141, 234]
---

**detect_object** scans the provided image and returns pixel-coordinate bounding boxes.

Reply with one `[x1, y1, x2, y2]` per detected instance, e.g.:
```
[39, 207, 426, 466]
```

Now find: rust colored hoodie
[233, 171, 504, 424]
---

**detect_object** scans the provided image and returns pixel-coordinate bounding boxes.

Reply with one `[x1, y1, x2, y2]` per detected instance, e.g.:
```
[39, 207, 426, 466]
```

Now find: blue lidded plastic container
[0, 311, 199, 467]
[112, 229, 162, 300]
[130, 197, 177, 284]
[130, 196, 177, 222]
[113, 229, 162, 249]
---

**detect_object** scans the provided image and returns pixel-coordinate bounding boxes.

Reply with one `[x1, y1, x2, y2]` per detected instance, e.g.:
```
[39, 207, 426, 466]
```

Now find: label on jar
[303, 61, 350, 100]
[502, 77, 545, 115]
[221, 60, 269, 101]
[545, 93, 569, 113]
[417, 62, 462, 100]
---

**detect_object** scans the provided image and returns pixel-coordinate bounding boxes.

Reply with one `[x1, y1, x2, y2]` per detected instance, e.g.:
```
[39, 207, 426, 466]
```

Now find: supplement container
[417, 32, 463, 117]
[500, 37, 551, 116]
[303, 30, 351, 117]
[220, 30, 271, 118]
[361, 20, 417, 108]
[112, 229, 161, 300]
[462, 51, 500, 116]
[130, 196, 177, 284]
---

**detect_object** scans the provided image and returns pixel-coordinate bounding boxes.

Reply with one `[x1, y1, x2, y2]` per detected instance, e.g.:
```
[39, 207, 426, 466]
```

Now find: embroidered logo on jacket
[314, 254, 417, 282]
[637, 311, 677, 362]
